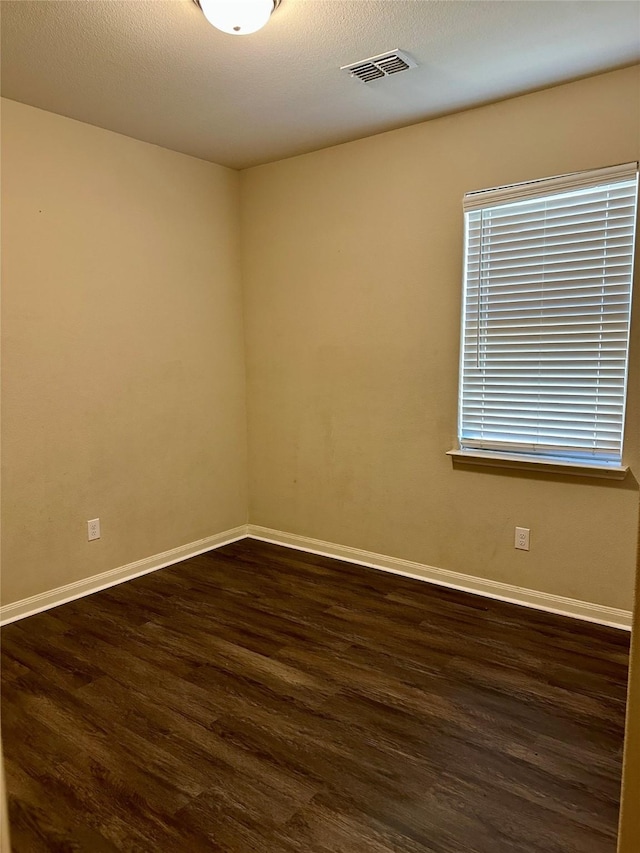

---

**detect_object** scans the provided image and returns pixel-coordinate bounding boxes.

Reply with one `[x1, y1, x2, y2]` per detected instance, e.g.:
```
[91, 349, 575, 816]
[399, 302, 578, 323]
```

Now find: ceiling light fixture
[195, 0, 280, 35]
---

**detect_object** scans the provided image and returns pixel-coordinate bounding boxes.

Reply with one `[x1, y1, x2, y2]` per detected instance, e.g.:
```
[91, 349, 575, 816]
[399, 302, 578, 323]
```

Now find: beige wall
[618, 542, 640, 851]
[2, 68, 639, 612]
[1, 99, 248, 605]
[617, 451, 640, 849]
[241, 66, 640, 610]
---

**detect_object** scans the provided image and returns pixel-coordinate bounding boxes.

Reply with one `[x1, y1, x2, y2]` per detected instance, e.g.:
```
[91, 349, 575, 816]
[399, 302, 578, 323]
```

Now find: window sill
[446, 449, 629, 480]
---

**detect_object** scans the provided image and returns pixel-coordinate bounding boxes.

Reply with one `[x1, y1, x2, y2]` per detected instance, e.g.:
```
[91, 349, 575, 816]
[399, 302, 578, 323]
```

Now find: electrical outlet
[515, 526, 530, 551]
[87, 518, 101, 541]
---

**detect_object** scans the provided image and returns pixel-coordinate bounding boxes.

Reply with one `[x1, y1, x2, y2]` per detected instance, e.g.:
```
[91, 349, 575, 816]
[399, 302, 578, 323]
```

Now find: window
[456, 162, 638, 473]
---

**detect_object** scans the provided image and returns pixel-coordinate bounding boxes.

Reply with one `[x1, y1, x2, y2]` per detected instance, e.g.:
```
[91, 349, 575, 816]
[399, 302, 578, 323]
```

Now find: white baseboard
[0, 525, 249, 626]
[247, 525, 632, 631]
[2, 523, 631, 631]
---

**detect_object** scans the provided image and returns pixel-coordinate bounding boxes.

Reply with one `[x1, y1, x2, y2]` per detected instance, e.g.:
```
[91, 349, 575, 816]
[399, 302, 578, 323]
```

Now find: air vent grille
[341, 50, 417, 83]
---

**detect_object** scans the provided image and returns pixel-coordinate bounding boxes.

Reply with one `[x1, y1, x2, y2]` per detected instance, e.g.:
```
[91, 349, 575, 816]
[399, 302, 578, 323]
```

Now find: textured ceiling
[1, 0, 639, 170]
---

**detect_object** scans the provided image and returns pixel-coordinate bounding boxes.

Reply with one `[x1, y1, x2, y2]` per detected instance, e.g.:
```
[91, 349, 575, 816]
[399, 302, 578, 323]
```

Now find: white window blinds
[459, 163, 638, 466]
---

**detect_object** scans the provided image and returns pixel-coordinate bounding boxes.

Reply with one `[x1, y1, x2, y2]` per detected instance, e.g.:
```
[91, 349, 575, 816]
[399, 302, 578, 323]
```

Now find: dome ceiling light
[194, 0, 281, 35]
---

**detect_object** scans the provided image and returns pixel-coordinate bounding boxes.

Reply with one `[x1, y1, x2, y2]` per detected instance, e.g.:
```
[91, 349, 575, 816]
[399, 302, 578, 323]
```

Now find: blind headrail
[463, 162, 639, 212]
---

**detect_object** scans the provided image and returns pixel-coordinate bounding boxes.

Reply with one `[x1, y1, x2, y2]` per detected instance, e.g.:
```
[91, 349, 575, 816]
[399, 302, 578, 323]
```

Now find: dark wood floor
[1, 540, 630, 852]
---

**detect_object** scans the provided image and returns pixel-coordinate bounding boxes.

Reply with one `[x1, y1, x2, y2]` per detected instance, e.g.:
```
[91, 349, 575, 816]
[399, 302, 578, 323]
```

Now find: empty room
[1, 1, 640, 851]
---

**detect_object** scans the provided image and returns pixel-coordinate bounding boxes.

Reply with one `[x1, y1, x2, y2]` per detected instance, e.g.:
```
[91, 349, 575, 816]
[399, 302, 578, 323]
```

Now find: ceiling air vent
[341, 50, 417, 83]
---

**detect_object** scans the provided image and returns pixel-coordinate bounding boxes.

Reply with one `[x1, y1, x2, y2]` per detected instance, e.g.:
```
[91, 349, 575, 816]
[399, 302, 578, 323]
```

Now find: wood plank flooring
[0, 539, 630, 852]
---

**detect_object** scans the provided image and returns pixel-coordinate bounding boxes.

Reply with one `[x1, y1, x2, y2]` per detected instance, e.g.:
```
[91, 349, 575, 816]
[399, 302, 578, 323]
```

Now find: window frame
[450, 162, 639, 479]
